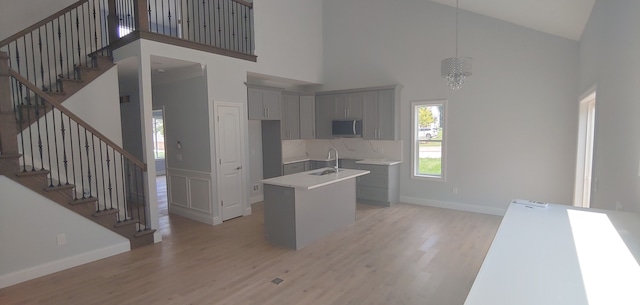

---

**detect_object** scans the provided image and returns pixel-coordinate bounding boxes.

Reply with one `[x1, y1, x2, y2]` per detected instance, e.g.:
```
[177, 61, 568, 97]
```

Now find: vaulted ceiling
[430, 0, 596, 41]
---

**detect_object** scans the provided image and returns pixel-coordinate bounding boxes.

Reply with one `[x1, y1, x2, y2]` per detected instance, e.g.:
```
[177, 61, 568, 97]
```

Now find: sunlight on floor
[568, 209, 640, 305]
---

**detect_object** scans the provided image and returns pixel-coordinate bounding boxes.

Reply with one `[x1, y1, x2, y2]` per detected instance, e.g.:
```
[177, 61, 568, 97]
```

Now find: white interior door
[215, 103, 244, 221]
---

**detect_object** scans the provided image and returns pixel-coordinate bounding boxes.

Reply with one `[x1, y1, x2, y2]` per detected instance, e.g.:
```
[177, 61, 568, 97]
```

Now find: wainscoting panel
[167, 168, 215, 225]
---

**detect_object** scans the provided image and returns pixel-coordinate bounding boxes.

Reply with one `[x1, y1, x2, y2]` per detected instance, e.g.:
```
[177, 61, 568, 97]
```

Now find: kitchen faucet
[328, 147, 339, 172]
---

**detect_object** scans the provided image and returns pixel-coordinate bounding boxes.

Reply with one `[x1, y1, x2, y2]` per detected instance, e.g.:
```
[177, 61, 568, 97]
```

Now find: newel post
[0, 51, 19, 155]
[134, 0, 149, 32]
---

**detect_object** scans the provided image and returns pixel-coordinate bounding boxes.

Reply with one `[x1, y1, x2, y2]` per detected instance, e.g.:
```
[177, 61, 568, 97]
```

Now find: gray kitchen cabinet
[334, 93, 363, 119]
[315, 95, 334, 139]
[355, 163, 399, 207]
[363, 89, 395, 140]
[248, 87, 281, 120]
[283, 161, 309, 175]
[299, 95, 315, 139]
[281, 93, 300, 140]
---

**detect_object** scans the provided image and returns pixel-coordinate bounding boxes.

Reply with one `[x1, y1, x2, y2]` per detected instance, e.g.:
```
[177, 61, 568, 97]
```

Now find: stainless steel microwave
[332, 120, 362, 137]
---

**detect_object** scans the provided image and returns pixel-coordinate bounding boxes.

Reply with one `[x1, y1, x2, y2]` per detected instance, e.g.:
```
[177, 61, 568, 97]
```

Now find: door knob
[236, 166, 242, 170]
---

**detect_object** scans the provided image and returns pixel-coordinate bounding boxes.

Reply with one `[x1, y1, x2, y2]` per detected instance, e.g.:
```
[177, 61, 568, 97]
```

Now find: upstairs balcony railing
[111, 0, 255, 59]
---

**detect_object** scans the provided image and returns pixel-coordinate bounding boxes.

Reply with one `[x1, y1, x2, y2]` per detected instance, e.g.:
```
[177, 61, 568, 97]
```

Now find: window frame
[411, 99, 447, 182]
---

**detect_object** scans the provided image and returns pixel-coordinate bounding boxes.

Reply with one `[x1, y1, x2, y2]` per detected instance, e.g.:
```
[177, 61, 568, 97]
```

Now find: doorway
[574, 91, 596, 208]
[213, 102, 246, 221]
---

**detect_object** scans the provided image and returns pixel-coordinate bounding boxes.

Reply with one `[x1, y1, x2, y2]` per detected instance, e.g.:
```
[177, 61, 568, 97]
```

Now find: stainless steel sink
[309, 169, 340, 176]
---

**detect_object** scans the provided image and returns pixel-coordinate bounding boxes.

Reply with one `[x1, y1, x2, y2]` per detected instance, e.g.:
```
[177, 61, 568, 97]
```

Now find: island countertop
[261, 168, 370, 190]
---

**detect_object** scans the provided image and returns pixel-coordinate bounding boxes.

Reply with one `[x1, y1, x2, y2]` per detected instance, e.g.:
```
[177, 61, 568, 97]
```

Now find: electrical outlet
[253, 184, 259, 191]
[57, 233, 66, 245]
[452, 187, 459, 195]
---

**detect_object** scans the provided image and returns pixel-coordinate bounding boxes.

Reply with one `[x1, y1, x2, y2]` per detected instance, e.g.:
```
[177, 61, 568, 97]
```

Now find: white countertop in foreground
[261, 168, 370, 190]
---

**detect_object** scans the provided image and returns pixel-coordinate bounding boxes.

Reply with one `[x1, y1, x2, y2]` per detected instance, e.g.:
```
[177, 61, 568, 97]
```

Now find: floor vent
[271, 278, 284, 285]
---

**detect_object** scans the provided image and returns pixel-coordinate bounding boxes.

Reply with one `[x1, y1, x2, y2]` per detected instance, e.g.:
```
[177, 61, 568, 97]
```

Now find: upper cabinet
[363, 89, 395, 140]
[316, 85, 400, 140]
[247, 86, 282, 120]
[299, 95, 316, 139]
[315, 95, 335, 139]
[281, 93, 301, 140]
[333, 93, 363, 119]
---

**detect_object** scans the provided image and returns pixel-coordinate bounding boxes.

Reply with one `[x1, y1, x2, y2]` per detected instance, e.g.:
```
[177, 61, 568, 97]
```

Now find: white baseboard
[400, 196, 506, 216]
[169, 205, 214, 225]
[213, 216, 222, 225]
[250, 194, 263, 204]
[244, 206, 252, 216]
[0, 242, 130, 289]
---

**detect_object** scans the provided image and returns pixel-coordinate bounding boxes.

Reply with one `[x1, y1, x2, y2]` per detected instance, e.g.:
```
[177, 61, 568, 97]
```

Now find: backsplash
[282, 138, 403, 161]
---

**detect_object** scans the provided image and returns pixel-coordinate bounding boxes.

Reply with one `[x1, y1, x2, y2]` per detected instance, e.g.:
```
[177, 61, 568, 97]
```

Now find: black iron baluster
[57, 19, 64, 86]
[248, 4, 253, 54]
[216, 0, 222, 49]
[123, 157, 131, 220]
[231, 2, 236, 52]
[37, 29, 46, 91]
[29, 33, 37, 88]
[99, 140, 107, 210]
[14, 42, 21, 82]
[84, 129, 92, 199]
[163, 0, 169, 36]
[81, 3, 89, 63]
[50, 103, 62, 186]
[32, 96, 45, 172]
[60, 111, 70, 185]
[133, 163, 141, 231]
[92, 0, 99, 55]
[63, 13, 71, 79]
[112, 148, 120, 219]
[49, 23, 60, 92]
[139, 166, 147, 230]
[40, 97, 54, 186]
[77, 122, 85, 197]
[75, 8, 82, 68]
[185, 0, 191, 40]
[155, 0, 160, 33]
[106, 147, 114, 210]
[16, 82, 28, 172]
[68, 117, 78, 199]
[201, 0, 207, 44]
[91, 135, 100, 210]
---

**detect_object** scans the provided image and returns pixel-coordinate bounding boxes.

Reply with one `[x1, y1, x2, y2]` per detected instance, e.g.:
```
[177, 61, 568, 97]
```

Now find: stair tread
[44, 184, 75, 192]
[0, 154, 22, 159]
[16, 169, 50, 177]
[69, 197, 98, 206]
[93, 208, 119, 217]
[114, 219, 139, 228]
[134, 229, 156, 238]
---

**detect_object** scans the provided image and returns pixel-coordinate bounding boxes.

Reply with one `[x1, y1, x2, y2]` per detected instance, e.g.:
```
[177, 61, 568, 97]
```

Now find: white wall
[0, 0, 79, 41]
[578, 0, 640, 212]
[322, 0, 580, 214]
[0, 176, 129, 289]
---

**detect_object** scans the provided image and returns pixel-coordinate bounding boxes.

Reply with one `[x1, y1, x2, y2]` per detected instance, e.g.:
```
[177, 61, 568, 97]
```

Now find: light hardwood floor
[0, 180, 501, 305]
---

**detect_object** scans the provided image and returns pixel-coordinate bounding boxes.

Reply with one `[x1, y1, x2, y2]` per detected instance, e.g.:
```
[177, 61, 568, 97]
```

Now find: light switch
[176, 154, 183, 161]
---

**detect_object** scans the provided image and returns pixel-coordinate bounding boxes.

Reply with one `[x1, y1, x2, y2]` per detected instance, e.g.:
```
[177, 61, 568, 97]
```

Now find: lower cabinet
[283, 161, 309, 175]
[353, 163, 400, 207]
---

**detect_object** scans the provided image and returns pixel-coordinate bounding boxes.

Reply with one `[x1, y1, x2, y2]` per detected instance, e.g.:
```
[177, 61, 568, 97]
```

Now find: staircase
[0, 0, 155, 249]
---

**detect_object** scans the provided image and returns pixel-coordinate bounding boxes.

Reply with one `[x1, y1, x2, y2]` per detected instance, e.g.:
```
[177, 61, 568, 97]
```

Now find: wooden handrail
[232, 0, 253, 8]
[8, 68, 147, 170]
[0, 0, 90, 48]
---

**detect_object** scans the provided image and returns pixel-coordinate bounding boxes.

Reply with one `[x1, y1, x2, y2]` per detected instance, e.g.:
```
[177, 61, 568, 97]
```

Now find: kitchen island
[261, 168, 370, 250]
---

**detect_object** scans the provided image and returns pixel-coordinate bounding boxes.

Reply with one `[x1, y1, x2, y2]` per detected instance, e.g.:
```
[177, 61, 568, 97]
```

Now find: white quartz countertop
[355, 159, 402, 166]
[282, 156, 401, 166]
[261, 168, 370, 190]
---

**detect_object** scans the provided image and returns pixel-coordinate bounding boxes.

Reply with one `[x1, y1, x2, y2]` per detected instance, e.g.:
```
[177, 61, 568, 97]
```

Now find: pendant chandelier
[441, 0, 472, 91]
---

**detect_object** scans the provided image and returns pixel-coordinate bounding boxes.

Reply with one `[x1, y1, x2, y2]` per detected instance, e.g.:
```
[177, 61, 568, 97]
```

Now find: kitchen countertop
[262, 168, 370, 190]
[282, 156, 401, 166]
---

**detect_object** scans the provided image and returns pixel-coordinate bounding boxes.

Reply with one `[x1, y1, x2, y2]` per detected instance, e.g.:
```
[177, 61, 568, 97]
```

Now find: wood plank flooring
[0, 181, 501, 305]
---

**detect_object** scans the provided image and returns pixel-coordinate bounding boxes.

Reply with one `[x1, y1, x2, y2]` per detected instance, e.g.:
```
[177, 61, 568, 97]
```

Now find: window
[411, 100, 446, 180]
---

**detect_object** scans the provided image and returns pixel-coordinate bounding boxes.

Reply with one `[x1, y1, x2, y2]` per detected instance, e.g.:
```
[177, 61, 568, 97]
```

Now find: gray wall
[579, 0, 640, 212]
[322, 0, 580, 213]
[152, 74, 211, 173]
[119, 63, 145, 161]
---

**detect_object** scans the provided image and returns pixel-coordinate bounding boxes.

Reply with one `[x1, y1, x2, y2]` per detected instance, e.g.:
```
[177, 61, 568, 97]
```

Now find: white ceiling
[430, 0, 596, 41]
